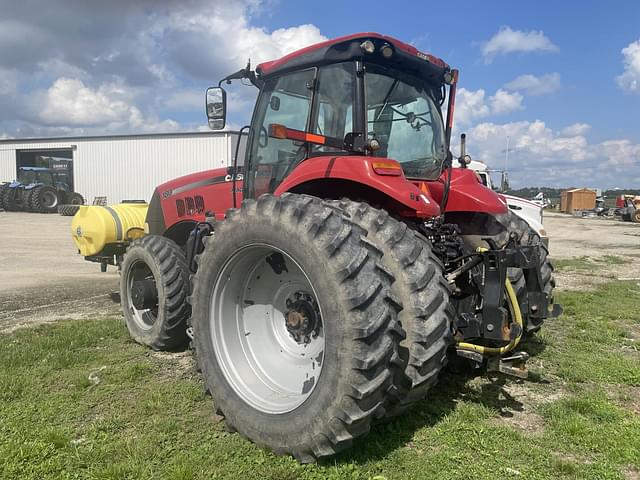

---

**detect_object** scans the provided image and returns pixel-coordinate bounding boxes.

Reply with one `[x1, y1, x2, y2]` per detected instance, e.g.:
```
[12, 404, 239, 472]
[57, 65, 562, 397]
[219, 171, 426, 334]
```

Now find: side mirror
[206, 87, 226, 130]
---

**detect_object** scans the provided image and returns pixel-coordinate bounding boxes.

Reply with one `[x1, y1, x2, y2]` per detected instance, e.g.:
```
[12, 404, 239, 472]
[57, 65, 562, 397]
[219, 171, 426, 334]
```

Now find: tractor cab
[18, 167, 56, 188]
[206, 33, 459, 207]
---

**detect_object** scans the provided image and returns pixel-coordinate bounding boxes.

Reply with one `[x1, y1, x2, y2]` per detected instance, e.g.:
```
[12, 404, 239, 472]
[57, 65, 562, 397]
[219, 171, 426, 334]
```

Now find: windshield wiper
[375, 79, 399, 122]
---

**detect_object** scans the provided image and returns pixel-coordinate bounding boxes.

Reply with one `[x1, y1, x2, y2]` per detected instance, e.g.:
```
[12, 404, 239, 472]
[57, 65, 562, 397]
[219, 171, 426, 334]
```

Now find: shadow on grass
[323, 333, 548, 465]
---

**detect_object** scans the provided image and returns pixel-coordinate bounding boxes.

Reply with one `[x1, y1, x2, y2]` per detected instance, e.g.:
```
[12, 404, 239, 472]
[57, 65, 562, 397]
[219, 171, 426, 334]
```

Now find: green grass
[553, 256, 595, 270]
[1, 281, 639, 479]
[599, 255, 629, 265]
[554, 255, 629, 272]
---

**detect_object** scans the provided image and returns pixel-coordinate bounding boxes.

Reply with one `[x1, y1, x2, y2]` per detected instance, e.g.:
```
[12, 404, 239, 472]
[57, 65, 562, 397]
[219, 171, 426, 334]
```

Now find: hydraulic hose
[456, 277, 523, 355]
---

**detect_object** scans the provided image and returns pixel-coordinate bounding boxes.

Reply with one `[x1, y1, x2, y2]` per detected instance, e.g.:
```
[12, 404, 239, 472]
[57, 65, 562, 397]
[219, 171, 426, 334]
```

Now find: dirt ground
[0, 211, 120, 333]
[0, 209, 639, 332]
[544, 211, 640, 290]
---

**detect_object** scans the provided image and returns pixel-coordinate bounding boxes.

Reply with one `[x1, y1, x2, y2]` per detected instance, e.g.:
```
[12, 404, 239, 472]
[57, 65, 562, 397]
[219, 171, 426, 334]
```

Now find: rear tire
[120, 235, 191, 350]
[0, 184, 8, 210]
[633, 209, 640, 223]
[190, 193, 403, 462]
[58, 204, 81, 216]
[2, 187, 22, 211]
[24, 189, 36, 212]
[328, 200, 454, 419]
[31, 186, 59, 213]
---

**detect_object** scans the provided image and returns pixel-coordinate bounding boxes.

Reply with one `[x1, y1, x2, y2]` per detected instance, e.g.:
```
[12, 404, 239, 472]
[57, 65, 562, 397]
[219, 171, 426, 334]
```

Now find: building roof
[0, 130, 241, 145]
[566, 188, 596, 193]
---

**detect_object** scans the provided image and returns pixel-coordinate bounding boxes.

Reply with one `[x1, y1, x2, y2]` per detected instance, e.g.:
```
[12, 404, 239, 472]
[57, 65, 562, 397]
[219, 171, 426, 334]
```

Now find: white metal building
[0, 131, 243, 204]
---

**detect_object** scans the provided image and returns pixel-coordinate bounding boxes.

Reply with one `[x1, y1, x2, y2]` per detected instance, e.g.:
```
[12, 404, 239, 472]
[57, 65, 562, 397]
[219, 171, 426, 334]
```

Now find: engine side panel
[146, 168, 243, 237]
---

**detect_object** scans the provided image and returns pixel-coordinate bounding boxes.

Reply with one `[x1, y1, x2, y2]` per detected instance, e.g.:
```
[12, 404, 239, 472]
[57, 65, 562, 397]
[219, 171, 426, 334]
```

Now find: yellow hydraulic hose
[456, 276, 523, 356]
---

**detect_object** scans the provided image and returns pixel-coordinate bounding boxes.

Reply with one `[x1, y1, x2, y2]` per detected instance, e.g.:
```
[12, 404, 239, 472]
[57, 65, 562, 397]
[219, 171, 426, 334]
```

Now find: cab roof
[256, 32, 451, 84]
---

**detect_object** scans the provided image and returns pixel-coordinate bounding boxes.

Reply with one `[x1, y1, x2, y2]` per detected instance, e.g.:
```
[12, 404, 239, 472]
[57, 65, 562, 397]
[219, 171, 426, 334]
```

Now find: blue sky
[0, 0, 639, 188]
[265, 0, 640, 138]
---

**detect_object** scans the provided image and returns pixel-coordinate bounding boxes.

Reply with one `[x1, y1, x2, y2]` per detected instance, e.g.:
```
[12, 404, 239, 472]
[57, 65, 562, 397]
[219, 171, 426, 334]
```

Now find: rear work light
[372, 160, 403, 176]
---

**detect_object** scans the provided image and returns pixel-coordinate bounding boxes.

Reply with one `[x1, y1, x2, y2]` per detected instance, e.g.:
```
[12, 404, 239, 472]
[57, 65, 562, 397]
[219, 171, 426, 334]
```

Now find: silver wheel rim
[211, 244, 325, 414]
[126, 259, 158, 330]
[42, 191, 58, 208]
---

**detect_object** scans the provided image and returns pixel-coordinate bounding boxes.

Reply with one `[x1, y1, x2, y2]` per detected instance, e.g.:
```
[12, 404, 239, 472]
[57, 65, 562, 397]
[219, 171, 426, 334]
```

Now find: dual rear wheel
[121, 194, 554, 463]
[189, 194, 451, 462]
[121, 194, 452, 462]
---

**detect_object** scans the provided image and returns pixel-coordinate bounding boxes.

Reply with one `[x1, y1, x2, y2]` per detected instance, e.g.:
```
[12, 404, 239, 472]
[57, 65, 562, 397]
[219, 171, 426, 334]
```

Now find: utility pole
[502, 136, 510, 192]
[505, 135, 509, 172]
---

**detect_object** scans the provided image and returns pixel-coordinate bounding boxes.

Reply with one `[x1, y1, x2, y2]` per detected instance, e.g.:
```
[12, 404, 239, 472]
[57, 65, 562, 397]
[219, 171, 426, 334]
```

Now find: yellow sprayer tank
[71, 203, 148, 257]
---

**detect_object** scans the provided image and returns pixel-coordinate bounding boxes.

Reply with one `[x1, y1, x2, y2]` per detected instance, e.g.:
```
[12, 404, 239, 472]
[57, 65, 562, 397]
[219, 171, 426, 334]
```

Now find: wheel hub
[211, 244, 325, 414]
[131, 279, 158, 310]
[285, 292, 321, 344]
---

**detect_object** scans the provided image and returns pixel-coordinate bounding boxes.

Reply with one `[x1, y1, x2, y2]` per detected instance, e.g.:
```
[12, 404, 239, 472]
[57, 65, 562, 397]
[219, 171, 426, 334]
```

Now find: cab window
[247, 69, 315, 197]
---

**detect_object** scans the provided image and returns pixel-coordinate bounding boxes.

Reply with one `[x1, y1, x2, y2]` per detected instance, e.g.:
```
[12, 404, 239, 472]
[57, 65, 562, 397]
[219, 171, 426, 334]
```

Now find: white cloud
[504, 73, 561, 95]
[164, 90, 204, 111]
[455, 88, 523, 125]
[561, 123, 591, 136]
[0, 68, 18, 96]
[616, 39, 640, 93]
[481, 26, 559, 62]
[33, 78, 140, 127]
[599, 139, 640, 167]
[28, 78, 180, 133]
[490, 89, 524, 115]
[0, 0, 326, 136]
[163, 4, 325, 81]
[463, 120, 640, 188]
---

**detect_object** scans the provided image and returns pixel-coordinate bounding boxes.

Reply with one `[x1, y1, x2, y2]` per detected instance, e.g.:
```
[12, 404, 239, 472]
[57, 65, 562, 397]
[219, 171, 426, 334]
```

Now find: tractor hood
[427, 168, 509, 214]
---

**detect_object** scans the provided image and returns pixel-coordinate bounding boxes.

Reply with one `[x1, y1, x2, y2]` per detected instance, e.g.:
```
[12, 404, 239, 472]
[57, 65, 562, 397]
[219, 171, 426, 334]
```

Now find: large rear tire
[120, 235, 191, 350]
[0, 184, 8, 210]
[329, 200, 454, 418]
[633, 209, 640, 223]
[31, 186, 59, 213]
[2, 187, 22, 211]
[190, 193, 403, 462]
[24, 189, 37, 212]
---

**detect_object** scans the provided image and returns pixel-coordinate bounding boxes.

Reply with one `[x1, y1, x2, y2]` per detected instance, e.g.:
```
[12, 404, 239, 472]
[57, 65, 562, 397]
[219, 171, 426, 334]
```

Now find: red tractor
[119, 33, 560, 462]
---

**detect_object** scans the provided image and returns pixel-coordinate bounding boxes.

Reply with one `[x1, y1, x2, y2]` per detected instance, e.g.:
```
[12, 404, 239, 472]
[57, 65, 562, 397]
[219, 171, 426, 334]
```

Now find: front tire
[120, 235, 191, 350]
[190, 194, 403, 462]
[66, 192, 85, 205]
[504, 213, 556, 334]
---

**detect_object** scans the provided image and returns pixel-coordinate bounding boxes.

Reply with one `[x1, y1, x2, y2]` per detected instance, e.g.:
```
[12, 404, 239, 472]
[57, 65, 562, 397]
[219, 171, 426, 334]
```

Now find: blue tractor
[0, 167, 84, 213]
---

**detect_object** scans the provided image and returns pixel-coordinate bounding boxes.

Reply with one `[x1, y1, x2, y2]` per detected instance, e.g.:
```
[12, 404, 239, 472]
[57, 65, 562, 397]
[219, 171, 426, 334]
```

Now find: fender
[146, 168, 243, 240]
[275, 155, 441, 218]
[426, 168, 508, 214]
